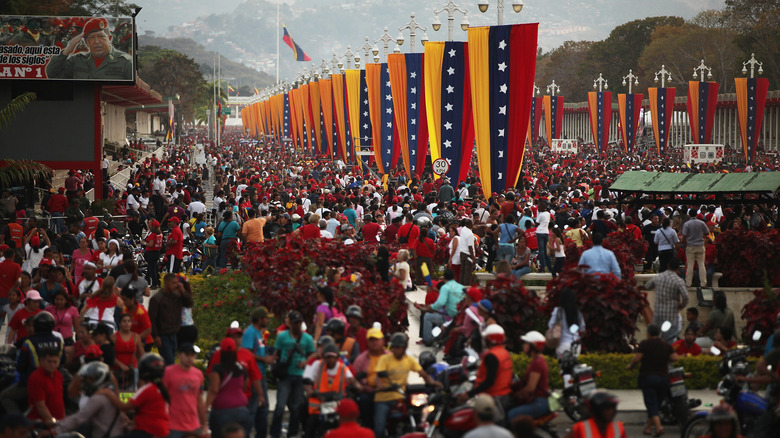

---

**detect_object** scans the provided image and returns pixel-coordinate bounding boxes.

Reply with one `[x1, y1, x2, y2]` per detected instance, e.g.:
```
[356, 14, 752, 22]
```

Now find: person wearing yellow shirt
[352, 328, 389, 431]
[373, 333, 441, 437]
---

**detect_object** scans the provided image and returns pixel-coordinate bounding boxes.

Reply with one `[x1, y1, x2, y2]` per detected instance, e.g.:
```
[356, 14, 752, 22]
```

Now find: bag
[272, 336, 303, 381]
[545, 308, 563, 349]
[203, 240, 217, 258]
[215, 221, 224, 246]
[546, 238, 556, 257]
[397, 225, 414, 244]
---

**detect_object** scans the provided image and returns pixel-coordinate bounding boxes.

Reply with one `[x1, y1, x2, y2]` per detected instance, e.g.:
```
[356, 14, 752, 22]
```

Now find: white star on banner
[499, 106, 506, 115]
[387, 122, 392, 128]
[447, 67, 455, 75]
[445, 103, 453, 112]
[498, 40, 506, 50]
[386, 108, 392, 114]
[411, 103, 416, 109]
[444, 122, 453, 130]
[385, 94, 392, 101]
[386, 81, 391, 87]
[446, 85, 454, 93]
[364, 87, 368, 92]
[410, 72, 416, 78]
[364, 99, 368, 105]
[498, 62, 507, 72]
[387, 136, 392, 141]
[498, 150, 504, 158]
[449, 49, 457, 57]
[498, 129, 505, 137]
[411, 87, 417, 94]
[411, 118, 416, 125]
[499, 84, 507, 93]
[363, 111, 368, 117]
[411, 135, 416, 141]
[386, 149, 391, 154]
[497, 172, 503, 179]
[444, 140, 452, 148]
[363, 124, 368, 129]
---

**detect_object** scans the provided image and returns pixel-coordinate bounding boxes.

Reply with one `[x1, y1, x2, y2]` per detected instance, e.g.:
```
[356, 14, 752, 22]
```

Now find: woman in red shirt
[144, 220, 163, 289]
[414, 227, 435, 285]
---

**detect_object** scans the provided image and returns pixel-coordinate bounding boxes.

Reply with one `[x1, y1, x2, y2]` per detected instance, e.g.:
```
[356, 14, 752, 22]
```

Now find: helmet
[317, 335, 335, 347]
[708, 404, 738, 424]
[419, 351, 436, 371]
[32, 311, 56, 334]
[521, 330, 546, 352]
[482, 324, 506, 345]
[138, 353, 166, 381]
[325, 318, 346, 337]
[78, 361, 111, 396]
[586, 391, 619, 419]
[345, 305, 362, 319]
[389, 332, 408, 349]
[415, 217, 432, 227]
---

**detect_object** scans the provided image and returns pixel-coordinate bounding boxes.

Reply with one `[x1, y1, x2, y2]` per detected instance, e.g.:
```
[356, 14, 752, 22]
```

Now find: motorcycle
[657, 321, 701, 426]
[558, 325, 597, 422]
[375, 382, 432, 438]
[682, 335, 769, 438]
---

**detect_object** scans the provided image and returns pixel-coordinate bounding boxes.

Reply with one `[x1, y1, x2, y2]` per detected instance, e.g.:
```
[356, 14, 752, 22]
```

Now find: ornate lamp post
[593, 73, 608, 92]
[546, 79, 560, 96]
[653, 65, 673, 88]
[342, 46, 354, 70]
[432, 0, 469, 41]
[741, 53, 763, 78]
[320, 59, 330, 78]
[375, 26, 395, 60]
[397, 12, 428, 53]
[477, 0, 523, 25]
[359, 37, 374, 65]
[533, 83, 540, 96]
[622, 69, 639, 94]
[692, 59, 712, 82]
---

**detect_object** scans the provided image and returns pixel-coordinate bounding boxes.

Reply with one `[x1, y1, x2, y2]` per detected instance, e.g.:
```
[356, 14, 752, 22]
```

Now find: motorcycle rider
[506, 331, 551, 424]
[373, 332, 441, 438]
[324, 318, 359, 364]
[352, 328, 388, 430]
[700, 404, 743, 438]
[323, 398, 374, 438]
[303, 343, 359, 438]
[458, 324, 513, 404]
[0, 311, 63, 413]
[54, 361, 127, 437]
[463, 394, 514, 438]
[566, 391, 626, 438]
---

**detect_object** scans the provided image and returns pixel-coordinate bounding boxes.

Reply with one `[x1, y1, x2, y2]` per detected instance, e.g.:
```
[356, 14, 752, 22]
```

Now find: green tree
[536, 41, 594, 102]
[137, 46, 208, 123]
[581, 16, 685, 95]
[723, 0, 780, 88]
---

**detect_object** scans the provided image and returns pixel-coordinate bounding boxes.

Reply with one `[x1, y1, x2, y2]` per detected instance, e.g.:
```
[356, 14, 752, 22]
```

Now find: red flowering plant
[741, 288, 780, 349]
[481, 274, 545, 352]
[562, 231, 647, 281]
[545, 269, 649, 353]
[716, 229, 780, 287]
[241, 235, 408, 334]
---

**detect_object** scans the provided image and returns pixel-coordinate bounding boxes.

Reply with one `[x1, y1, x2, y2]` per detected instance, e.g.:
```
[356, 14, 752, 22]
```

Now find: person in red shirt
[165, 217, 184, 274]
[8, 290, 43, 345]
[206, 326, 264, 402]
[324, 398, 373, 438]
[144, 220, 163, 288]
[295, 214, 321, 240]
[672, 328, 702, 357]
[396, 213, 420, 255]
[0, 247, 21, 304]
[360, 215, 381, 244]
[27, 348, 65, 424]
[46, 188, 69, 235]
[120, 287, 154, 350]
[414, 227, 435, 285]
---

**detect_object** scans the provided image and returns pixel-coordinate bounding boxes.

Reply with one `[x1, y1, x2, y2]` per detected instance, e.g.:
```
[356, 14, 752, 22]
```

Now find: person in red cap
[46, 17, 133, 80]
[323, 398, 373, 438]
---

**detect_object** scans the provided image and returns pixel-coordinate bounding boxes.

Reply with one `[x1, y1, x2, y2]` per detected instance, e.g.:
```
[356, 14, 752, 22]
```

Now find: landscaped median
[512, 353, 757, 390]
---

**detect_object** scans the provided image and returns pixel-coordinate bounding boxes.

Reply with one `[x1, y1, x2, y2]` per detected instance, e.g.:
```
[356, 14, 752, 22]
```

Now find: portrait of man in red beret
[45, 17, 133, 80]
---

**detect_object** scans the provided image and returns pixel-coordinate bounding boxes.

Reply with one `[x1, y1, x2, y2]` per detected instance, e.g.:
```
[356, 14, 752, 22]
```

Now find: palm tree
[0, 92, 51, 187]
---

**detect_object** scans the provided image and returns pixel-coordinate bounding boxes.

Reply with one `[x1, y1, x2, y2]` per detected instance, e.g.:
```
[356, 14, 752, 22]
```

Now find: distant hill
[139, 35, 275, 90]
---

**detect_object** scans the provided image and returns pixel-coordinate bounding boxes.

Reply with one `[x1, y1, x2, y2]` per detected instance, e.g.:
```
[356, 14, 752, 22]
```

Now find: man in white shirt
[457, 219, 476, 285]
[536, 203, 552, 272]
[187, 195, 207, 218]
[126, 187, 141, 212]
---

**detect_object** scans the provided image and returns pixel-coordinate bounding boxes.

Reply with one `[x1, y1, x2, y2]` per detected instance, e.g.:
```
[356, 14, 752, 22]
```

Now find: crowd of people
[0, 127, 778, 438]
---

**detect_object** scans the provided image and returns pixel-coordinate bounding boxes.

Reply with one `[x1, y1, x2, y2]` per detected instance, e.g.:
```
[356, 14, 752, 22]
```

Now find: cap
[322, 343, 339, 358]
[83, 261, 97, 269]
[168, 217, 180, 224]
[84, 344, 103, 359]
[335, 398, 360, 420]
[473, 394, 497, 417]
[366, 327, 384, 340]
[466, 286, 482, 303]
[178, 343, 200, 354]
[477, 299, 493, 313]
[150, 220, 160, 228]
[225, 325, 244, 336]
[25, 290, 42, 301]
[288, 310, 304, 323]
[292, 213, 301, 221]
[58, 187, 65, 193]
[82, 17, 108, 36]
[220, 337, 237, 352]
[38, 257, 52, 267]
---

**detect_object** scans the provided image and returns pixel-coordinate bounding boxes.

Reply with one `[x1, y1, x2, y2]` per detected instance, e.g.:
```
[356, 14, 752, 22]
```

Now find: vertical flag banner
[587, 91, 612, 154]
[332, 74, 350, 162]
[366, 63, 400, 174]
[468, 23, 538, 196]
[648, 87, 675, 156]
[358, 71, 373, 168]
[424, 41, 475, 186]
[319, 79, 335, 158]
[389, 53, 429, 179]
[290, 88, 304, 151]
[282, 24, 312, 61]
[345, 69, 371, 170]
[687, 81, 719, 144]
[543, 95, 564, 146]
[617, 93, 643, 153]
[526, 96, 543, 148]
[735, 77, 769, 163]
[308, 82, 323, 155]
[282, 93, 291, 141]
[342, 74, 353, 163]
[300, 84, 314, 155]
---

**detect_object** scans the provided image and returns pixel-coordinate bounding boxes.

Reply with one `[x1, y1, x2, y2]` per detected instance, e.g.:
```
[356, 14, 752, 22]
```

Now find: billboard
[0, 15, 134, 82]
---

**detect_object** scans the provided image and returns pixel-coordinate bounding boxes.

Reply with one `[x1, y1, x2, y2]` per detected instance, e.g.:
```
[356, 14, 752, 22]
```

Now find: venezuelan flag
[282, 24, 312, 62]
[735, 77, 769, 163]
[618, 93, 643, 153]
[587, 91, 612, 154]
[687, 81, 719, 144]
[648, 87, 675, 156]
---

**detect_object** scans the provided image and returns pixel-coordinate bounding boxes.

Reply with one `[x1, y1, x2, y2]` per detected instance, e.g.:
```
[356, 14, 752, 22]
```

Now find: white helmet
[482, 324, 506, 344]
[521, 331, 546, 351]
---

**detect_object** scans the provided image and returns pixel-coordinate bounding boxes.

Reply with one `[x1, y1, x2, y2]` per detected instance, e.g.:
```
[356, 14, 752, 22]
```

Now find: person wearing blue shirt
[242, 307, 274, 438]
[343, 202, 357, 228]
[578, 232, 621, 278]
[497, 216, 519, 263]
[419, 269, 465, 346]
[216, 211, 241, 268]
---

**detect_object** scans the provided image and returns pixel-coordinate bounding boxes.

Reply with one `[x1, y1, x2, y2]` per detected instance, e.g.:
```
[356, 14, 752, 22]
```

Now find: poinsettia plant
[241, 236, 409, 334]
[482, 274, 545, 352]
[716, 229, 780, 287]
[561, 231, 646, 281]
[741, 288, 780, 349]
[545, 269, 648, 353]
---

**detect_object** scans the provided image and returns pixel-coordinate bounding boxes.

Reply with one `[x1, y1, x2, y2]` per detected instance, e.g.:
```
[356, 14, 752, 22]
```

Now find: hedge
[511, 353, 757, 390]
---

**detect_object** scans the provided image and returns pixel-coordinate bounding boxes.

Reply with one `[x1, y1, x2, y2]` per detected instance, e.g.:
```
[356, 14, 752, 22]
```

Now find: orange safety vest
[7, 223, 23, 248]
[571, 419, 625, 438]
[308, 361, 347, 414]
[83, 217, 99, 239]
[474, 345, 513, 397]
[340, 337, 355, 359]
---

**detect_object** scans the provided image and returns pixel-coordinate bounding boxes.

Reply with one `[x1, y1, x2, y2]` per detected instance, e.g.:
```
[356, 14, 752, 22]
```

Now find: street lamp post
[343, 46, 354, 70]
[546, 80, 560, 96]
[330, 52, 341, 74]
[397, 13, 428, 53]
[692, 59, 712, 82]
[593, 73, 608, 92]
[622, 69, 639, 94]
[477, 0, 524, 25]
[375, 27, 395, 60]
[741, 53, 763, 78]
[320, 59, 329, 78]
[359, 37, 374, 64]
[653, 65, 673, 88]
[433, 0, 469, 42]
[533, 83, 540, 95]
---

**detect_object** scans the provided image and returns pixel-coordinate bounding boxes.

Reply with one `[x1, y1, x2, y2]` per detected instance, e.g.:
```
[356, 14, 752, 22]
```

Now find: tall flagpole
[212, 54, 216, 145]
[218, 50, 221, 149]
[276, 2, 280, 84]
